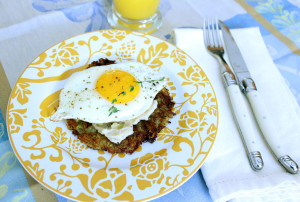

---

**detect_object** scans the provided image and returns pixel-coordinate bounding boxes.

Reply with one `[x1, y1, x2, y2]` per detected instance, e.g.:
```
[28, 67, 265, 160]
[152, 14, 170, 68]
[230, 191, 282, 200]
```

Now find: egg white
[51, 62, 166, 124]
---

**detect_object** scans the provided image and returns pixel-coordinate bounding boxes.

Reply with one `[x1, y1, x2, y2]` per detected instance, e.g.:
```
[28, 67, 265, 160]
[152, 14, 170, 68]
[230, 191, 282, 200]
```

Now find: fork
[203, 18, 264, 171]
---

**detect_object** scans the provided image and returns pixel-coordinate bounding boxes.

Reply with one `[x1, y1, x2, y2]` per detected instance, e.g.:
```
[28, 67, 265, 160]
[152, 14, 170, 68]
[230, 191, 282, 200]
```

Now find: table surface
[0, 0, 300, 201]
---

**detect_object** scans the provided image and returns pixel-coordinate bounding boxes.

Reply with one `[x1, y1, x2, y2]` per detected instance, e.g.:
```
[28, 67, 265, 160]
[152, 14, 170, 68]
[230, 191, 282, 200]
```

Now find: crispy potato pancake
[66, 58, 175, 154]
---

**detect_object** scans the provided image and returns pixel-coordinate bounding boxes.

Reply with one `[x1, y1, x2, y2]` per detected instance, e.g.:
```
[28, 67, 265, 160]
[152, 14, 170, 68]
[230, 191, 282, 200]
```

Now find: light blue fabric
[0, 110, 35, 202]
[32, 0, 171, 32]
[229, 0, 300, 104]
[56, 194, 68, 202]
[32, 0, 109, 32]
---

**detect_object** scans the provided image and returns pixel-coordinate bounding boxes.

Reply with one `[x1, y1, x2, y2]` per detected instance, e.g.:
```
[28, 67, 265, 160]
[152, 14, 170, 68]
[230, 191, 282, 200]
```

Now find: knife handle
[223, 73, 263, 171]
[246, 89, 299, 174]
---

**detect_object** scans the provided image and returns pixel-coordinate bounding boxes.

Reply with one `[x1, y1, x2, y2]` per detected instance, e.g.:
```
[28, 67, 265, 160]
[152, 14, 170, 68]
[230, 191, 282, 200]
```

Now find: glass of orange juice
[107, 0, 162, 34]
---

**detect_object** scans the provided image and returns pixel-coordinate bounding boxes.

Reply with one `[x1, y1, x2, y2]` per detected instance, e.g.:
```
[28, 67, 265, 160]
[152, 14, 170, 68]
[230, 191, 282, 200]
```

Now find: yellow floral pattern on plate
[130, 149, 168, 190]
[50, 41, 79, 67]
[6, 30, 218, 202]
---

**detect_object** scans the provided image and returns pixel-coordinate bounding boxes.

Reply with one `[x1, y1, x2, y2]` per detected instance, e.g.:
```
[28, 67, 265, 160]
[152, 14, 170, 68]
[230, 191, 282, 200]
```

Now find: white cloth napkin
[174, 27, 300, 202]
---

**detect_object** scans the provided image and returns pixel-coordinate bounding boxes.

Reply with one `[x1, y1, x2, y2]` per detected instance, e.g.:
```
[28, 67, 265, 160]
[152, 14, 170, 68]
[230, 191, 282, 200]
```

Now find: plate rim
[6, 29, 219, 202]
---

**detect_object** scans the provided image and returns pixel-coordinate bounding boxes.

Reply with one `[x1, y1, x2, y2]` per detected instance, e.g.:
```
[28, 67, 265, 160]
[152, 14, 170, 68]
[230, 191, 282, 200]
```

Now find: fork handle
[223, 72, 263, 171]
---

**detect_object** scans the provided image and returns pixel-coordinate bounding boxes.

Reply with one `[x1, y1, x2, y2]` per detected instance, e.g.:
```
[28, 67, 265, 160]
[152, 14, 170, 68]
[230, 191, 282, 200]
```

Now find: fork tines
[203, 18, 223, 49]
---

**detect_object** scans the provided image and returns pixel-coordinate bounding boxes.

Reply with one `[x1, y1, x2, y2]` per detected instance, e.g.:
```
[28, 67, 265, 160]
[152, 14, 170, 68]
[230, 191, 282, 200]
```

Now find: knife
[219, 20, 299, 174]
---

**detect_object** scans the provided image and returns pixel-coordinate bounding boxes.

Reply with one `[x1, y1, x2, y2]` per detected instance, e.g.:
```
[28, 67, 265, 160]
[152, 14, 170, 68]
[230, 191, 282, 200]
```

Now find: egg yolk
[96, 70, 140, 104]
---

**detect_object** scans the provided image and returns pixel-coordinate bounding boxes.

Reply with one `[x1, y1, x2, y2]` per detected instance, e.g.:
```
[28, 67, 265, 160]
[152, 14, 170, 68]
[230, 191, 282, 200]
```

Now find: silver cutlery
[203, 18, 264, 171]
[219, 20, 298, 174]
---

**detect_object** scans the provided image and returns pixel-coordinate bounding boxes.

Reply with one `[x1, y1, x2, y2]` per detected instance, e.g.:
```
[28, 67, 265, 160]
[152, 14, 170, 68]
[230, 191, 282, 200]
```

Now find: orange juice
[113, 0, 160, 20]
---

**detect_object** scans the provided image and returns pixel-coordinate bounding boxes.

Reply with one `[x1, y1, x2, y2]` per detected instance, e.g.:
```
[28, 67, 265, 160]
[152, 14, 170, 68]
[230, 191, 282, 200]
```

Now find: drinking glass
[107, 0, 162, 34]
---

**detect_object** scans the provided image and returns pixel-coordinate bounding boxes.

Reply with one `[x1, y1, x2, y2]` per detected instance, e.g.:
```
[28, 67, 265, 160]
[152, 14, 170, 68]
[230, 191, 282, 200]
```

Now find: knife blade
[219, 20, 299, 174]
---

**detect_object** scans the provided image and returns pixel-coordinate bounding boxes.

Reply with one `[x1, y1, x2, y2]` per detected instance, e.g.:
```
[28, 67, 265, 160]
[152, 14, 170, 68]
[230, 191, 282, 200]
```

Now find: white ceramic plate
[7, 30, 218, 201]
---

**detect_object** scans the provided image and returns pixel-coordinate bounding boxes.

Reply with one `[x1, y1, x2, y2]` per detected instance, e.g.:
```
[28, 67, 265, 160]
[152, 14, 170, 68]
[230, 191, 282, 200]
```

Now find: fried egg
[50, 62, 167, 143]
